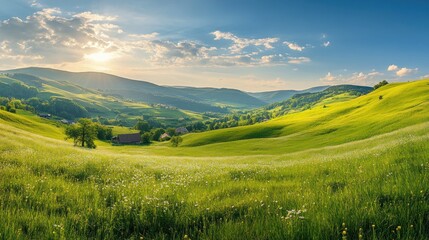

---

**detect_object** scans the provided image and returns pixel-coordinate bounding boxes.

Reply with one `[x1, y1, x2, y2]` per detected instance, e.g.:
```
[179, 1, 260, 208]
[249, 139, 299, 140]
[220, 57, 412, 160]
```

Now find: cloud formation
[387, 64, 398, 71]
[395, 67, 418, 77]
[0, 8, 314, 70]
[320, 71, 383, 84]
[0, 8, 120, 66]
[322, 41, 330, 47]
[387, 64, 417, 77]
[283, 41, 305, 51]
[211, 30, 278, 53]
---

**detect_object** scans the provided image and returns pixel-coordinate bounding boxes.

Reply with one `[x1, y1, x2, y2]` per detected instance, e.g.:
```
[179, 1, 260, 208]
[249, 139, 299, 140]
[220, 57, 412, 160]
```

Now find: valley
[0, 70, 428, 239]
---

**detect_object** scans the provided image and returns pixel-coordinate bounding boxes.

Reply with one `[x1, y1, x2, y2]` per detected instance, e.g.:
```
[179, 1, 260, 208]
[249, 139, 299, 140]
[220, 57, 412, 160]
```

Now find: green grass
[0, 79, 428, 239]
[0, 118, 428, 239]
[174, 80, 429, 156]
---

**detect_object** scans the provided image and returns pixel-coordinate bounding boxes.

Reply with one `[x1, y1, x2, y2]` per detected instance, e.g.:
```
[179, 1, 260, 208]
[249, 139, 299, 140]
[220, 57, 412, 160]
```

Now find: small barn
[175, 127, 189, 135]
[38, 113, 51, 118]
[159, 133, 171, 141]
[112, 133, 141, 144]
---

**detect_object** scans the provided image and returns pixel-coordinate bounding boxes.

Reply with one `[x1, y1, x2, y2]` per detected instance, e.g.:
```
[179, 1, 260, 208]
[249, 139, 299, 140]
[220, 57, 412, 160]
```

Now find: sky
[0, 0, 428, 91]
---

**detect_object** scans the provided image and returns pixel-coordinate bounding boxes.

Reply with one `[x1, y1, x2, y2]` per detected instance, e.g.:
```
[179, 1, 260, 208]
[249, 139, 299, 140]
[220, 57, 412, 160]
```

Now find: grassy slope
[171, 80, 428, 156]
[0, 110, 428, 239]
[0, 79, 428, 239]
[0, 74, 203, 126]
[0, 109, 65, 139]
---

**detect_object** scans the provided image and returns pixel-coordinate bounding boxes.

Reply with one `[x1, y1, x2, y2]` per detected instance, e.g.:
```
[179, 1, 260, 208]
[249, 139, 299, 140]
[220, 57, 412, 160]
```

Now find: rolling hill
[0, 78, 428, 239]
[249, 86, 329, 104]
[175, 79, 429, 155]
[0, 73, 205, 127]
[2, 67, 266, 111]
[3, 67, 342, 111]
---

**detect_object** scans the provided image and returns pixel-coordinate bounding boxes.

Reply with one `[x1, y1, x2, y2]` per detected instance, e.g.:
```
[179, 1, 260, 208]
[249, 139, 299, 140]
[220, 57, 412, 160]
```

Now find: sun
[84, 51, 116, 62]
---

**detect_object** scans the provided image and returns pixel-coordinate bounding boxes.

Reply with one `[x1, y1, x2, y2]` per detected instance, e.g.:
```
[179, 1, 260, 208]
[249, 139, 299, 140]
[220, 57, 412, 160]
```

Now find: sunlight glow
[84, 52, 116, 62]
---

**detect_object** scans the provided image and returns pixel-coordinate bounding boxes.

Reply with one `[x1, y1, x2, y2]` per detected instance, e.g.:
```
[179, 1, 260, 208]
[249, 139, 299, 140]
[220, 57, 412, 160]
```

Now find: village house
[159, 133, 171, 141]
[175, 127, 189, 135]
[112, 133, 141, 144]
[38, 113, 51, 118]
[60, 119, 74, 124]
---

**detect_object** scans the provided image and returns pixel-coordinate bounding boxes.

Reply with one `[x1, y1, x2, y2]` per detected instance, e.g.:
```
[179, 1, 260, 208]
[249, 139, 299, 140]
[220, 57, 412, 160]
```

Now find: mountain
[2, 67, 267, 111]
[2, 67, 336, 111]
[249, 86, 329, 103]
[171, 87, 267, 108]
[263, 84, 373, 114]
[0, 72, 206, 127]
[2, 67, 228, 113]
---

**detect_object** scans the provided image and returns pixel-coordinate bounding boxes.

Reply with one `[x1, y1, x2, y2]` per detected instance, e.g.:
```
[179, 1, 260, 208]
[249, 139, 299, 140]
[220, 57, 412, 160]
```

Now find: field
[0, 80, 429, 239]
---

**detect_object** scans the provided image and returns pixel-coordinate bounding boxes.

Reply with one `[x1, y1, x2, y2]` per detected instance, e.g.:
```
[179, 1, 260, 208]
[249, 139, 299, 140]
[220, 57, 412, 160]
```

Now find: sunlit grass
[1, 119, 428, 239]
[0, 79, 428, 239]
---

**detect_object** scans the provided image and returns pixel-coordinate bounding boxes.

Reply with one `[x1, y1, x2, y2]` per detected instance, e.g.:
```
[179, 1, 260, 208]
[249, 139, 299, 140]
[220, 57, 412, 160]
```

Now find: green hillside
[0, 81, 428, 238]
[0, 73, 204, 127]
[3, 68, 268, 111]
[178, 80, 429, 155]
[249, 86, 329, 103]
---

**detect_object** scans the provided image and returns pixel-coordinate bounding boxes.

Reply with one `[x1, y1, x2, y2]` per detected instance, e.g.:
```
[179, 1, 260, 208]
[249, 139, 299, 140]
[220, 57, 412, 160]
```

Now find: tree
[95, 123, 113, 140]
[170, 136, 183, 147]
[135, 120, 151, 133]
[141, 132, 152, 144]
[151, 128, 165, 141]
[166, 128, 176, 137]
[65, 118, 97, 148]
[374, 80, 388, 90]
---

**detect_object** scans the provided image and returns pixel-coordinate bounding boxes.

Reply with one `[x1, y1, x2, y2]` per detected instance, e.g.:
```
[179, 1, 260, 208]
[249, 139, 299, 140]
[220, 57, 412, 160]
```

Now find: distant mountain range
[1, 67, 368, 113]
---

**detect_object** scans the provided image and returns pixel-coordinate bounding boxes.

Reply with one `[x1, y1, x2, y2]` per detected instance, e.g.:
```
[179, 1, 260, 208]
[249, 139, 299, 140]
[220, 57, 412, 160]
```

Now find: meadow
[0, 80, 429, 239]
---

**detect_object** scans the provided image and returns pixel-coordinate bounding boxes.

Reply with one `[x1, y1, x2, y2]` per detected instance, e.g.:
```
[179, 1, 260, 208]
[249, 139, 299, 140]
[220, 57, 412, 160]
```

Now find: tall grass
[1, 121, 428, 239]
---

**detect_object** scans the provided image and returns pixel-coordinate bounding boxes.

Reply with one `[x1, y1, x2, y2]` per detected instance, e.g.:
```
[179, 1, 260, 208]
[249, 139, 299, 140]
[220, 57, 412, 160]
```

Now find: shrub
[141, 132, 152, 144]
[374, 80, 388, 89]
[170, 136, 183, 147]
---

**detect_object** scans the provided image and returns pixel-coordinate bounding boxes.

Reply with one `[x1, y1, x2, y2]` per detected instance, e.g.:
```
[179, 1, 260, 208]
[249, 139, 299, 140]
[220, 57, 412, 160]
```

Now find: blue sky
[0, 0, 428, 91]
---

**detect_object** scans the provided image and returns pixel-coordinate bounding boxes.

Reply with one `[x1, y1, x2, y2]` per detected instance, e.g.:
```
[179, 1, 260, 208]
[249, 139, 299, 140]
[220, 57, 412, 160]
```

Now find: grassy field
[0, 79, 428, 239]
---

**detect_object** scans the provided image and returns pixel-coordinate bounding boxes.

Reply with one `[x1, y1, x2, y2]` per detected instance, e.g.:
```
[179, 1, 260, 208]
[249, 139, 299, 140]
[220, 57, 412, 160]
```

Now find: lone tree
[374, 80, 388, 89]
[65, 118, 97, 148]
[170, 136, 183, 147]
[141, 132, 152, 144]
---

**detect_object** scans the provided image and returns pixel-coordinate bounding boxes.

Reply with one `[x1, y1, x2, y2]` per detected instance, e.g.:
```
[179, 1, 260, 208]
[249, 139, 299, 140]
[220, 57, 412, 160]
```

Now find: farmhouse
[60, 119, 74, 124]
[159, 133, 171, 141]
[38, 113, 51, 118]
[175, 127, 189, 135]
[112, 133, 141, 144]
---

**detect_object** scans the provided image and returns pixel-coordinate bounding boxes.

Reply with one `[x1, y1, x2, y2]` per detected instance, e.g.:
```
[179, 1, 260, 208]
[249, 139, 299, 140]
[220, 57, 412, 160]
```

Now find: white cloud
[288, 57, 310, 64]
[0, 9, 311, 69]
[320, 71, 383, 84]
[320, 72, 337, 82]
[29, 0, 43, 8]
[129, 32, 159, 39]
[387, 64, 398, 71]
[420, 74, 429, 79]
[73, 12, 117, 22]
[322, 41, 330, 47]
[0, 8, 120, 64]
[387, 64, 418, 77]
[211, 30, 278, 53]
[260, 54, 287, 64]
[396, 67, 418, 77]
[283, 41, 305, 51]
